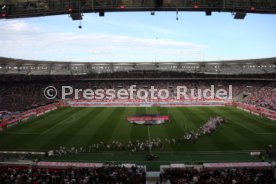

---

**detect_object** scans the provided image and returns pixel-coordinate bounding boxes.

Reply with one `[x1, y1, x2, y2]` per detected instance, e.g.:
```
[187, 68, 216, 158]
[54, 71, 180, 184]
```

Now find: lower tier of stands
[0, 161, 275, 184]
[0, 162, 146, 184]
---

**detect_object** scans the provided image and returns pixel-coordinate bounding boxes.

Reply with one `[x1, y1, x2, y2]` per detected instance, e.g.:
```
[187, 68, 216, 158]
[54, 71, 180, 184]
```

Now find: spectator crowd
[0, 165, 146, 184]
[0, 75, 275, 112]
[160, 168, 276, 184]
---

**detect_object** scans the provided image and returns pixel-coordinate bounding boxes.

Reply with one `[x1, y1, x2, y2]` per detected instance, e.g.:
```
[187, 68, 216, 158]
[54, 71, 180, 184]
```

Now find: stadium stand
[0, 165, 146, 184]
[0, 57, 275, 183]
[160, 167, 276, 184]
[0, 78, 275, 112]
[243, 85, 276, 110]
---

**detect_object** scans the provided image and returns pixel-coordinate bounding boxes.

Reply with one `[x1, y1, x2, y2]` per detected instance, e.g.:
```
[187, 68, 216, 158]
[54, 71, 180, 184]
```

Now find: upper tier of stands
[0, 75, 275, 112]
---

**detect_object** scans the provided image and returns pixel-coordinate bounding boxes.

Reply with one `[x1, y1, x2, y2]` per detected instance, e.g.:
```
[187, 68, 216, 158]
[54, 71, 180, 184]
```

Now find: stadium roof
[0, 0, 276, 20]
[0, 56, 275, 75]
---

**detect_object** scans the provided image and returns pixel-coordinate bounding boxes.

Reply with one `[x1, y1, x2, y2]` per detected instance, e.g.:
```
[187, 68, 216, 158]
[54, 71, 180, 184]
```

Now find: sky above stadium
[0, 12, 275, 62]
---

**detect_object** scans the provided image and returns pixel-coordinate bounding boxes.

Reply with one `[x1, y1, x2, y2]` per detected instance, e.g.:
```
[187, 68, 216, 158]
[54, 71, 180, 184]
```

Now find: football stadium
[0, 0, 276, 183]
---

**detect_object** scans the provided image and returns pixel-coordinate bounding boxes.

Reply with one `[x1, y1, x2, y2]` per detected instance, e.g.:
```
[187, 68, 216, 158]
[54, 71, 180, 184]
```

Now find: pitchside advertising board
[67, 100, 226, 107]
[0, 104, 58, 128]
[234, 102, 276, 120]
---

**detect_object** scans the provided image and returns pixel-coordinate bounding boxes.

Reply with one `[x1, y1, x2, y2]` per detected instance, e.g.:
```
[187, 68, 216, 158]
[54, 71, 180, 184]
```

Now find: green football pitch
[0, 106, 275, 170]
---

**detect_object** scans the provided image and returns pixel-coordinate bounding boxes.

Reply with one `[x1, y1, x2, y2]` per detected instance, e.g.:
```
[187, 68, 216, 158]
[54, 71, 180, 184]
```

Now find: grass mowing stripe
[158, 107, 184, 137]
[3, 107, 75, 134]
[154, 107, 181, 151]
[196, 107, 242, 151]
[11, 108, 89, 150]
[130, 107, 148, 141]
[36, 108, 105, 150]
[145, 107, 172, 150]
[61, 109, 111, 148]
[41, 110, 79, 135]
[1, 106, 275, 155]
[60, 108, 111, 146]
[175, 107, 204, 130]
[231, 107, 276, 132]
[214, 107, 268, 149]
[0, 108, 81, 150]
[87, 107, 127, 144]
[175, 107, 220, 151]
[78, 108, 115, 136]
[25, 108, 79, 133]
[111, 107, 134, 143]
[80, 108, 118, 147]
[36, 108, 84, 133]
[231, 106, 275, 126]
[199, 107, 251, 150]
[129, 107, 141, 142]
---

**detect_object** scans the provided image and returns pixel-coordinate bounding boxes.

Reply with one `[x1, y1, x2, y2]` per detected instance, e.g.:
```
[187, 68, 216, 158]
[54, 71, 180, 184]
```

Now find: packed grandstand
[0, 56, 275, 183]
[0, 56, 275, 116]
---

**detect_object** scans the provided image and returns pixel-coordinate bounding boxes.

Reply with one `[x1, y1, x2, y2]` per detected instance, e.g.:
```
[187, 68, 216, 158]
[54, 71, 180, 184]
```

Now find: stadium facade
[0, 56, 275, 75]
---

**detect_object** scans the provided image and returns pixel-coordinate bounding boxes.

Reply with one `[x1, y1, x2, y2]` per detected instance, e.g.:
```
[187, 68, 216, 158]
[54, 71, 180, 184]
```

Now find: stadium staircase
[146, 171, 160, 184]
[234, 91, 251, 102]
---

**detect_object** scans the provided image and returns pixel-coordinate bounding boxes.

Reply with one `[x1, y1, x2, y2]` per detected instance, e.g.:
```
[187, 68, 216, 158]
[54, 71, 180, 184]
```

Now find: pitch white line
[77, 150, 267, 154]
[147, 126, 152, 154]
[258, 122, 276, 126]
[2, 132, 41, 135]
[233, 122, 276, 135]
[62, 115, 76, 124]
[256, 133, 276, 135]
[42, 114, 77, 135]
[42, 120, 67, 135]
[147, 126, 151, 141]
[231, 121, 258, 134]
